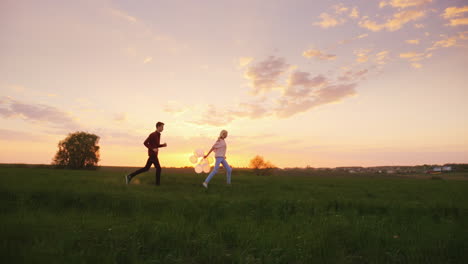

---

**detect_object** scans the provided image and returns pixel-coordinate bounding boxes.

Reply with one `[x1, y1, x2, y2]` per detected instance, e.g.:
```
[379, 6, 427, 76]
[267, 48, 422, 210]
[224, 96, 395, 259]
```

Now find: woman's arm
[204, 147, 214, 159]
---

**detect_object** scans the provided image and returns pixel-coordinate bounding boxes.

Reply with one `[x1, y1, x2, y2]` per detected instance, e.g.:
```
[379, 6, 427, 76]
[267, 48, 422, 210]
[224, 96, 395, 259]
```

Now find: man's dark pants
[128, 155, 161, 185]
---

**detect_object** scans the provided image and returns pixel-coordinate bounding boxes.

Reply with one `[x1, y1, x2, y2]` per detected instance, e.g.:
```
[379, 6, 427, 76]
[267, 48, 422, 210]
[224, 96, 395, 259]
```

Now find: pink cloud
[244, 56, 289, 95]
[0, 97, 79, 130]
[285, 72, 327, 97]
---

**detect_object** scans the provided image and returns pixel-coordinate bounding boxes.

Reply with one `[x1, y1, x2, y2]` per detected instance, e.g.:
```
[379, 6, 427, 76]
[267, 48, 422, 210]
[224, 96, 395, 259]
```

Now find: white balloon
[195, 148, 204, 158]
[194, 164, 203, 174]
[201, 158, 209, 166]
[202, 163, 210, 173]
[189, 155, 198, 164]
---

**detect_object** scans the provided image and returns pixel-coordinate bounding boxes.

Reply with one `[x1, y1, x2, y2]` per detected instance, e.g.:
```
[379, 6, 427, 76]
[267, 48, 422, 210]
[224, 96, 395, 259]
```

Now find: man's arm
[143, 136, 151, 149]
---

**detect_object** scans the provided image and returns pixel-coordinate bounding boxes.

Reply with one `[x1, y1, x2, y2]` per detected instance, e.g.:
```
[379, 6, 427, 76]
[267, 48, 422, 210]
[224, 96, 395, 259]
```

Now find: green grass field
[1, 166, 467, 263]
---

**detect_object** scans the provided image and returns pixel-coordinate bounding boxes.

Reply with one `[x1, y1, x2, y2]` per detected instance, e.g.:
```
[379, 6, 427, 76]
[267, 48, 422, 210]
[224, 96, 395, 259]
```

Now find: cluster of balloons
[189, 149, 214, 173]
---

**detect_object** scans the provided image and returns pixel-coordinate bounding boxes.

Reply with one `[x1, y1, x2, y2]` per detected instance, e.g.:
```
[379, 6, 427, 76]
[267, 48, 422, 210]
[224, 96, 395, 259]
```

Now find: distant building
[442, 166, 452, 172]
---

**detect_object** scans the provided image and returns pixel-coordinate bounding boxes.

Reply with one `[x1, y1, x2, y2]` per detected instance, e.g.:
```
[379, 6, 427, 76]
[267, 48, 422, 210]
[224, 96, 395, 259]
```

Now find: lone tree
[249, 155, 276, 176]
[53, 131, 100, 169]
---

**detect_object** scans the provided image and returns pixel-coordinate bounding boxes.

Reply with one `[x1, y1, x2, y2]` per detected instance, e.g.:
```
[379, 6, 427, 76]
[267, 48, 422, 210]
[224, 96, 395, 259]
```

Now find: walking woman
[202, 130, 232, 189]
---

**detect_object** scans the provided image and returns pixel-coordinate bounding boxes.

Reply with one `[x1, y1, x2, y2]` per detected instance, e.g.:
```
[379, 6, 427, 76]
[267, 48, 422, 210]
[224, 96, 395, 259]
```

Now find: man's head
[156, 122, 165, 132]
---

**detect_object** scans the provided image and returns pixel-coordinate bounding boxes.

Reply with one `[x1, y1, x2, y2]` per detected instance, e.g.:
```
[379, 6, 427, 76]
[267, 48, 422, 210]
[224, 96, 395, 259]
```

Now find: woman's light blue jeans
[204, 157, 232, 184]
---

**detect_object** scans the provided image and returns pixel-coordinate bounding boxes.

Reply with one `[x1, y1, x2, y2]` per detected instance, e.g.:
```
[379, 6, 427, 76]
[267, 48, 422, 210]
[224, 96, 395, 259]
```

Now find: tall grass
[1, 166, 467, 263]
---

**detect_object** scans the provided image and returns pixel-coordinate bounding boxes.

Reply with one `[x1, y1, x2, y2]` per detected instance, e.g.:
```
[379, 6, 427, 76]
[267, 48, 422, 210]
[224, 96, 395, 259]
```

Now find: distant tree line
[249, 155, 276, 176]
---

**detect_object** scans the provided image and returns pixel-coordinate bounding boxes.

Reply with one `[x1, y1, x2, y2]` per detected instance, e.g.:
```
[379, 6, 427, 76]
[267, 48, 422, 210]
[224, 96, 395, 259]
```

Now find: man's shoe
[202, 182, 208, 189]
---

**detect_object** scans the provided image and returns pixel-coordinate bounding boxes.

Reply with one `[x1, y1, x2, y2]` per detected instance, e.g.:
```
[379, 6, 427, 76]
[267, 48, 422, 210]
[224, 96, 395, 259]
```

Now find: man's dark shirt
[144, 131, 164, 157]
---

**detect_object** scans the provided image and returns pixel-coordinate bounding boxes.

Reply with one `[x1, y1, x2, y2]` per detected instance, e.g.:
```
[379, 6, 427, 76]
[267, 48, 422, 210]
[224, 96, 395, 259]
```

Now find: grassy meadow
[0, 165, 467, 263]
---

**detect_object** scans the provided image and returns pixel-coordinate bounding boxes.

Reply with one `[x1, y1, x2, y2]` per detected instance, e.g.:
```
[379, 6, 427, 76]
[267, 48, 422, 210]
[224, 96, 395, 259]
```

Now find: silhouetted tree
[53, 131, 100, 169]
[249, 155, 275, 176]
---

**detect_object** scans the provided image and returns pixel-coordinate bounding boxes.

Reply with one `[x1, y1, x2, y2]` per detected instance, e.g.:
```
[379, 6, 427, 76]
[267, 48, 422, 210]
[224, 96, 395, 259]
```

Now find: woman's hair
[218, 130, 228, 139]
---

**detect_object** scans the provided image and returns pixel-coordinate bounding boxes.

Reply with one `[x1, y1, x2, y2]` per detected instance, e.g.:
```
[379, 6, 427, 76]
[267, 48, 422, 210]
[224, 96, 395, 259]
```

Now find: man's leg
[128, 158, 152, 181]
[154, 156, 162, 185]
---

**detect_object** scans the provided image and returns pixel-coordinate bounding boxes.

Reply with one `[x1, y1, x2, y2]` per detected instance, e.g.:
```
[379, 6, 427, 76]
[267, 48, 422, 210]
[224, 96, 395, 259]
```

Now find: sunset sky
[1, 0, 467, 168]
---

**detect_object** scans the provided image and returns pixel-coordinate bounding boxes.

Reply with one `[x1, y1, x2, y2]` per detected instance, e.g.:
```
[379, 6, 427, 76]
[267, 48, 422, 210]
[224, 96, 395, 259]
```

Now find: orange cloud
[428, 35, 458, 50]
[333, 3, 349, 14]
[350, 7, 359, 19]
[355, 49, 372, 63]
[302, 48, 337, 61]
[406, 39, 420, 44]
[314, 13, 345, 28]
[448, 18, 468, 26]
[441, 6, 468, 26]
[380, 0, 432, 9]
[143, 57, 152, 63]
[376, 51, 391, 65]
[314, 4, 358, 28]
[399, 52, 425, 61]
[359, 10, 426, 32]
[442, 6, 468, 19]
[239, 57, 253, 68]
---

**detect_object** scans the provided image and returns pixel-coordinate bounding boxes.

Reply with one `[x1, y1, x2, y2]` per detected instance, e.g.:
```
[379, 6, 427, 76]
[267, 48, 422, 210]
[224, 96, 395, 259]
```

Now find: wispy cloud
[355, 49, 372, 63]
[284, 72, 327, 97]
[338, 69, 369, 82]
[314, 4, 358, 28]
[446, 17, 468, 26]
[276, 83, 357, 118]
[239, 57, 254, 68]
[442, 6, 468, 19]
[400, 51, 427, 62]
[108, 7, 137, 23]
[350, 7, 359, 19]
[399, 50, 431, 68]
[441, 6, 468, 26]
[191, 54, 363, 125]
[302, 48, 337, 61]
[379, 0, 432, 9]
[406, 39, 420, 44]
[427, 33, 465, 51]
[376, 50, 391, 65]
[314, 13, 346, 28]
[143, 57, 153, 64]
[228, 102, 269, 120]
[0, 97, 80, 130]
[244, 56, 289, 95]
[190, 105, 236, 126]
[359, 10, 426, 32]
